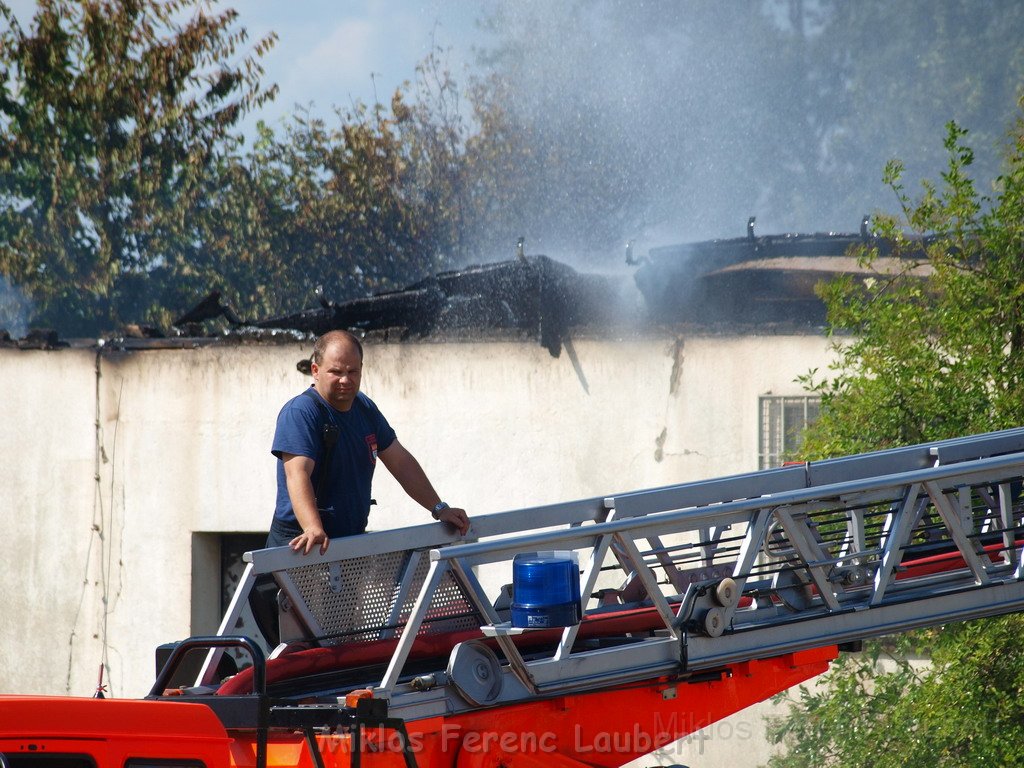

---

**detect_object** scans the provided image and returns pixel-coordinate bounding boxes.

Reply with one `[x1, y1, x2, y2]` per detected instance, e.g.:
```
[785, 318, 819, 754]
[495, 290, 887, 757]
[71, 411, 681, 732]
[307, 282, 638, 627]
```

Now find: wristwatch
[432, 501, 450, 520]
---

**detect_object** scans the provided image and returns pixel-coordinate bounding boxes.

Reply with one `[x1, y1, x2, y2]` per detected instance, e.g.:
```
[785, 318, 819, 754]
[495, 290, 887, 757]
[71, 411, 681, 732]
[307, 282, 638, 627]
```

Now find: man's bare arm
[281, 453, 329, 555]
[378, 439, 470, 535]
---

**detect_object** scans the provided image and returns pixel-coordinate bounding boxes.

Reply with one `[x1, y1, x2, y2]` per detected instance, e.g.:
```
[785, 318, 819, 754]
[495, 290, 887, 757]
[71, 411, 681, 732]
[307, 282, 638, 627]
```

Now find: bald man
[268, 330, 470, 555]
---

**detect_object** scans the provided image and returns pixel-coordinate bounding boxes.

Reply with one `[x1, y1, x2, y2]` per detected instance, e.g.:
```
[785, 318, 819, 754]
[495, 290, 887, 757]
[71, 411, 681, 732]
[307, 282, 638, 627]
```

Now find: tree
[188, 50, 478, 321]
[765, 108, 1024, 767]
[0, 0, 275, 336]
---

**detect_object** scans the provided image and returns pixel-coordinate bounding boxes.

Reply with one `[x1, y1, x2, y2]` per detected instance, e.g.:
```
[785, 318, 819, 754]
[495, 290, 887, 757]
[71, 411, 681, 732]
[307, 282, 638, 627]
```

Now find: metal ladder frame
[203, 428, 1024, 721]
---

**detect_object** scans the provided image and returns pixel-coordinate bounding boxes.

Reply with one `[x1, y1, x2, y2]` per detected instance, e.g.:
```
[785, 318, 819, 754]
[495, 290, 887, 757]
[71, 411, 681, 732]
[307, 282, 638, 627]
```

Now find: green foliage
[188, 100, 445, 321]
[192, 45, 621, 321]
[0, 0, 276, 336]
[769, 109, 1024, 766]
[188, 48, 504, 321]
[768, 616, 1024, 768]
[800, 116, 1024, 458]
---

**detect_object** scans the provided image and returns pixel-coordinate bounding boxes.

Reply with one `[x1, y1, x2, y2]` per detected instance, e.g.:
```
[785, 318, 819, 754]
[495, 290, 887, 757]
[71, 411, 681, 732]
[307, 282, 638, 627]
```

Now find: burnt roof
[633, 230, 923, 327]
[1, 229, 926, 352]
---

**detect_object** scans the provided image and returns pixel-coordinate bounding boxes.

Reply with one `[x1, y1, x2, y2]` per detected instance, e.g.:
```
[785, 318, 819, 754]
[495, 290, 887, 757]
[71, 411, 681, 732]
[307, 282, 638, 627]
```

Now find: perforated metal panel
[284, 550, 481, 645]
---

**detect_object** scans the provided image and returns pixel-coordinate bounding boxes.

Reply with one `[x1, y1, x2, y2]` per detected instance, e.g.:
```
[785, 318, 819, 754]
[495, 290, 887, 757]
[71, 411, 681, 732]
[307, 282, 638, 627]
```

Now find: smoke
[474, 1, 1024, 260]
[0, 276, 33, 338]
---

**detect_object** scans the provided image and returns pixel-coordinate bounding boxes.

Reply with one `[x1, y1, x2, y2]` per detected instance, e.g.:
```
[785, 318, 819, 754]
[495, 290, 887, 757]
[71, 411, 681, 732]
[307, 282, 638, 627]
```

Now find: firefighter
[268, 330, 470, 555]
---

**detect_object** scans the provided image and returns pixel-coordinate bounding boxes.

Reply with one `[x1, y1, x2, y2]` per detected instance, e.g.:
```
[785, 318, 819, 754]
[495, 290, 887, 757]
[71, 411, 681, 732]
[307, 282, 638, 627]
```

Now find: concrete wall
[0, 332, 835, 765]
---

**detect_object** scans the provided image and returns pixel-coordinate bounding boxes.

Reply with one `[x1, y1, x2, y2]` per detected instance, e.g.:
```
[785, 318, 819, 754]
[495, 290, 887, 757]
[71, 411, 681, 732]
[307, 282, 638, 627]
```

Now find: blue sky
[235, 1, 493, 132]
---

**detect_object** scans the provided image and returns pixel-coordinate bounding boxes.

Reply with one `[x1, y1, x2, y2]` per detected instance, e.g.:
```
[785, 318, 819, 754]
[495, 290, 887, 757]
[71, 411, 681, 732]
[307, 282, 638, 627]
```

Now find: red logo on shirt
[366, 434, 378, 464]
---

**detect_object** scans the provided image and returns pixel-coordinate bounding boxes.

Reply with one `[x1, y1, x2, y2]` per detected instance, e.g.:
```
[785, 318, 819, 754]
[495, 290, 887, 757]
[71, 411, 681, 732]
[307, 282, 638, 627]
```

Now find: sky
[232, 0, 494, 134]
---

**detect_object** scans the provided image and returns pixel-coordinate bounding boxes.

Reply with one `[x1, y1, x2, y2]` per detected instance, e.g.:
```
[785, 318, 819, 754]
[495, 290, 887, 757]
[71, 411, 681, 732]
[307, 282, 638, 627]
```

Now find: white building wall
[0, 333, 835, 766]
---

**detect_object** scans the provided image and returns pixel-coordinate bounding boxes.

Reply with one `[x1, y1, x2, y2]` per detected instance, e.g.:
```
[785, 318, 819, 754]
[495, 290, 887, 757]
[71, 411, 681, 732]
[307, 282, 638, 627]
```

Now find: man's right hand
[290, 525, 329, 556]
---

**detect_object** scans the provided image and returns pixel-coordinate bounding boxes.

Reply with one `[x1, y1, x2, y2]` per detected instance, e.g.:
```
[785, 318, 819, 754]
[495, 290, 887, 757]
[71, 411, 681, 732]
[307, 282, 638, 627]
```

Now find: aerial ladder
[5, 427, 1024, 767]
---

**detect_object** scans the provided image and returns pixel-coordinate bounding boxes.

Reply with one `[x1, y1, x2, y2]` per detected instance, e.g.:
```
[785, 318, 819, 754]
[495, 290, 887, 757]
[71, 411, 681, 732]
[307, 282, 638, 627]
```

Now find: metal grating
[285, 551, 480, 645]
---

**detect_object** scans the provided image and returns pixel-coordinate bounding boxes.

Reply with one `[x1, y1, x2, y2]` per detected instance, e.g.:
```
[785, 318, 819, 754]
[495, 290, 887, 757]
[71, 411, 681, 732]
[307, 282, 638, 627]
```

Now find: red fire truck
[4, 428, 1024, 767]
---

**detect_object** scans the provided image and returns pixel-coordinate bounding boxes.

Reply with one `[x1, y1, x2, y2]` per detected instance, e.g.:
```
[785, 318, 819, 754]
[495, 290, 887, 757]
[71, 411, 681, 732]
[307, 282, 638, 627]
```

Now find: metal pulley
[447, 640, 504, 706]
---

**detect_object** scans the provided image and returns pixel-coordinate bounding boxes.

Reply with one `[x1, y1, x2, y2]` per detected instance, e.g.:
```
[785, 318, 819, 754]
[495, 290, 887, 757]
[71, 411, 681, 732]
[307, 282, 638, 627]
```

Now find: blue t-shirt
[272, 387, 396, 538]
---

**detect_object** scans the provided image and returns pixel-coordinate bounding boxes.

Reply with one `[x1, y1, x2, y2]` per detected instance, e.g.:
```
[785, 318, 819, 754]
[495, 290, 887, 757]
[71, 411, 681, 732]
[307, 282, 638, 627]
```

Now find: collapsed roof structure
[2, 223, 930, 353]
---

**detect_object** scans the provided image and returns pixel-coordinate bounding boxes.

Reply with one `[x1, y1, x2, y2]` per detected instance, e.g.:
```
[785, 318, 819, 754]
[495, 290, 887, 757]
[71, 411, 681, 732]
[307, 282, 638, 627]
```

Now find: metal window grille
[758, 395, 820, 469]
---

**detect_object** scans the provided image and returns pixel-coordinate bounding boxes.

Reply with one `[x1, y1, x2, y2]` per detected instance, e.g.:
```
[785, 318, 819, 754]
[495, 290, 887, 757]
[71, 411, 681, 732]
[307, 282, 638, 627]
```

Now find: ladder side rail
[247, 520, 461, 575]
[685, 579, 1024, 671]
[729, 562, 1014, 631]
[386, 635, 685, 718]
[865, 566, 1015, 602]
[605, 432, 993, 516]
[606, 431, 1024, 519]
[812, 427, 1024, 484]
[437, 453, 1024, 570]
[609, 465, 808, 518]
[244, 498, 608, 578]
[509, 636, 682, 693]
[461, 496, 612, 534]
[610, 452, 1024, 524]
[930, 428, 1024, 464]
[607, 444, 928, 519]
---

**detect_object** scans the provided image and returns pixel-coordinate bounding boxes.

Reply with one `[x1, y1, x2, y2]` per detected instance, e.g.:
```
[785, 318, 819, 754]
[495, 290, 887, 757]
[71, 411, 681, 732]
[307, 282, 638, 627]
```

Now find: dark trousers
[266, 517, 302, 549]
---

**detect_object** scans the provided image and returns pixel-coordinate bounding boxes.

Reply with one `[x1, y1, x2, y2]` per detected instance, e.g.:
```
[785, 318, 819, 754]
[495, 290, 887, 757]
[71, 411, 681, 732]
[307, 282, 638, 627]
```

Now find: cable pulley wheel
[713, 577, 739, 608]
[703, 607, 726, 638]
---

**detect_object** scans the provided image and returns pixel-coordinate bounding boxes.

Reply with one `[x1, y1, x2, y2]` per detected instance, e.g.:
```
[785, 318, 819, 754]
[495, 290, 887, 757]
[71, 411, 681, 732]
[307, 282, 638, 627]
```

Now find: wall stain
[669, 337, 684, 396]
[654, 427, 667, 462]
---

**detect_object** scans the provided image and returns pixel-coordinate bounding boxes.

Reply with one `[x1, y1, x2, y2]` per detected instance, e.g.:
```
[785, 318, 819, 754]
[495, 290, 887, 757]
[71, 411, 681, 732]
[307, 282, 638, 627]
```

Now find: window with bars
[758, 395, 820, 469]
